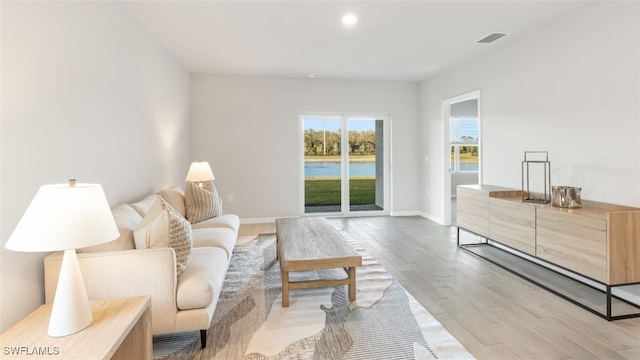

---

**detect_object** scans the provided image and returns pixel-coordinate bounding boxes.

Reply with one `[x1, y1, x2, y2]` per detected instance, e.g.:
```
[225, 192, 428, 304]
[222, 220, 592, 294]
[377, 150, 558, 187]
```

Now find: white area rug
[154, 232, 475, 360]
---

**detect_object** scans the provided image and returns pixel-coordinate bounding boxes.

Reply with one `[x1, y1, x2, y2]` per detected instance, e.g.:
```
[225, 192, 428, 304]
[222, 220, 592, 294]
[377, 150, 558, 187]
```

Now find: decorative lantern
[522, 151, 551, 204]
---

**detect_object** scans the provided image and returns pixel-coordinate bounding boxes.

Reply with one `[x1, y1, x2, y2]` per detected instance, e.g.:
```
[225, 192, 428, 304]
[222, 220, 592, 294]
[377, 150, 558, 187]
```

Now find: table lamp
[185, 161, 215, 187]
[5, 180, 119, 337]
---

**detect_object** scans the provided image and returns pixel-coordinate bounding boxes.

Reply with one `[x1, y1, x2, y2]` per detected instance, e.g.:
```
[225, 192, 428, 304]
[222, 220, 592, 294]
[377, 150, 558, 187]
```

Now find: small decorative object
[522, 151, 551, 204]
[552, 186, 582, 208]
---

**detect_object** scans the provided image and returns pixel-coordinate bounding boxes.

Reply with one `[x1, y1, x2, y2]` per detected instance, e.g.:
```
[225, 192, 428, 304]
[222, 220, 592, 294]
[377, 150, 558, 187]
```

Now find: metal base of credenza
[457, 227, 640, 321]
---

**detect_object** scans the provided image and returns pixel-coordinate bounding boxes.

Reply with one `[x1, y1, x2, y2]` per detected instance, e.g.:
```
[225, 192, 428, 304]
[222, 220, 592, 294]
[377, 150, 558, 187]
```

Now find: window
[450, 117, 479, 172]
[301, 114, 389, 215]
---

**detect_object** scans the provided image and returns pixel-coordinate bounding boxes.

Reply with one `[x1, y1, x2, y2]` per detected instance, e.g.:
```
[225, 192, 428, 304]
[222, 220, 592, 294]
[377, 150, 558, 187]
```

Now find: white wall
[451, 173, 478, 198]
[190, 74, 420, 220]
[420, 1, 640, 221]
[0, 2, 190, 331]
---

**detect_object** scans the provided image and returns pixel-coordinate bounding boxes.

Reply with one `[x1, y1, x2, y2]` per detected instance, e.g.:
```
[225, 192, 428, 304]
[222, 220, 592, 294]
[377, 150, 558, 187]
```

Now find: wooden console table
[0, 296, 151, 359]
[457, 185, 640, 320]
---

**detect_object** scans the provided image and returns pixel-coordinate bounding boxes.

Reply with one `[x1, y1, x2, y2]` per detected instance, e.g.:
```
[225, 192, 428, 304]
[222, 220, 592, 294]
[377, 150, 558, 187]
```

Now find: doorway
[301, 114, 390, 216]
[442, 91, 481, 226]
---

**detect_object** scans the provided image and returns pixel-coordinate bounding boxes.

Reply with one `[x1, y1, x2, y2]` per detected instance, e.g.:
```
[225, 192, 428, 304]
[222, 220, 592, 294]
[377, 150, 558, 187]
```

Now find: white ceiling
[123, 1, 593, 82]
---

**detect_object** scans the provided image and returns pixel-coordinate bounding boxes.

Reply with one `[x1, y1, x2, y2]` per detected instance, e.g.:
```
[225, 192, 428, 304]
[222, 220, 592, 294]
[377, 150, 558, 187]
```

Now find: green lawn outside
[305, 177, 375, 206]
[452, 151, 479, 164]
[461, 152, 478, 163]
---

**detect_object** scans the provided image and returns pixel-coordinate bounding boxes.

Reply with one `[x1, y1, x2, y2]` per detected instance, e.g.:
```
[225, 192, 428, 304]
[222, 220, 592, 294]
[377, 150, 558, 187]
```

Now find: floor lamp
[5, 180, 119, 337]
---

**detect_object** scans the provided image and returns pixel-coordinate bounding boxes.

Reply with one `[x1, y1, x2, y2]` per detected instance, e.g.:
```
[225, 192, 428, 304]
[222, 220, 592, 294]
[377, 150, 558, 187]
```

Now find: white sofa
[44, 186, 239, 348]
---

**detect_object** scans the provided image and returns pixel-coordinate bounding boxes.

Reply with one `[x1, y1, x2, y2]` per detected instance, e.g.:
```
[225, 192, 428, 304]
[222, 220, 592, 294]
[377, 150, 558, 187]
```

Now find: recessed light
[341, 13, 358, 26]
[308, 73, 316, 79]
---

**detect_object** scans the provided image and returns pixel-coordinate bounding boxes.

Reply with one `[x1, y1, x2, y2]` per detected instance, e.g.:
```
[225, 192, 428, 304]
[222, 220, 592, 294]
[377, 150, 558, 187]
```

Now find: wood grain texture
[536, 208, 608, 282]
[489, 197, 536, 255]
[276, 217, 362, 307]
[608, 211, 640, 284]
[276, 217, 362, 271]
[457, 186, 491, 237]
[460, 185, 640, 286]
[297, 216, 640, 360]
[111, 298, 152, 360]
[0, 297, 151, 360]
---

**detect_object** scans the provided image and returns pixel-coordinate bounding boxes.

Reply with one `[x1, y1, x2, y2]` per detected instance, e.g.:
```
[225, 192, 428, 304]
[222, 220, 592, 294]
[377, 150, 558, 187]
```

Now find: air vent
[477, 33, 508, 44]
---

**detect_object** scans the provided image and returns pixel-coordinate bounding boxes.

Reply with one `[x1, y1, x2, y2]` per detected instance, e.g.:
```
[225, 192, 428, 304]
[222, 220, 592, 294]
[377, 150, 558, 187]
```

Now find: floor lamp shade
[185, 161, 215, 182]
[5, 182, 119, 337]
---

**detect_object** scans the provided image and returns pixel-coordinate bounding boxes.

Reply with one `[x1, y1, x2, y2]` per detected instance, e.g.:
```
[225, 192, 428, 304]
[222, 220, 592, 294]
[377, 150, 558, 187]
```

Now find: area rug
[153, 232, 475, 360]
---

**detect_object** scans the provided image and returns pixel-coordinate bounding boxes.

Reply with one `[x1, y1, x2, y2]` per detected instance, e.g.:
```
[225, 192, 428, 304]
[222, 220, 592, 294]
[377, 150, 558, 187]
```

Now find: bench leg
[348, 267, 357, 301]
[282, 270, 290, 307]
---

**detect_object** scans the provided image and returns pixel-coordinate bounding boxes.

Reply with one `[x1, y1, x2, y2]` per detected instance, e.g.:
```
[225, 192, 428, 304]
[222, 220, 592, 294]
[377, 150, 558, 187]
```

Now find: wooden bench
[275, 217, 362, 307]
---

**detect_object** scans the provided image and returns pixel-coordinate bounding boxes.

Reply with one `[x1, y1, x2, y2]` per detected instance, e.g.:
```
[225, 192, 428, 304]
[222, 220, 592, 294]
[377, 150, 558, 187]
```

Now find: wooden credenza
[457, 184, 640, 286]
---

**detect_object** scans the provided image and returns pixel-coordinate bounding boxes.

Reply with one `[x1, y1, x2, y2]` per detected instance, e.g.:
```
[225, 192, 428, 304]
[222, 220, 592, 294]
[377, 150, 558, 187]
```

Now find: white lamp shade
[5, 183, 119, 252]
[185, 161, 215, 182]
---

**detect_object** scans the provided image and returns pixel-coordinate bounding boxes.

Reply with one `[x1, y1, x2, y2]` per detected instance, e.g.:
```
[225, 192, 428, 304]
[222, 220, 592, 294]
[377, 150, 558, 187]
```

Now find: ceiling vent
[477, 33, 508, 44]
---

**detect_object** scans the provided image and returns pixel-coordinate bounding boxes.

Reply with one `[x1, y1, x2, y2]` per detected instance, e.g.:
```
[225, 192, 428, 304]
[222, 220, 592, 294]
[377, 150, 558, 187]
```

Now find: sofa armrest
[44, 248, 178, 334]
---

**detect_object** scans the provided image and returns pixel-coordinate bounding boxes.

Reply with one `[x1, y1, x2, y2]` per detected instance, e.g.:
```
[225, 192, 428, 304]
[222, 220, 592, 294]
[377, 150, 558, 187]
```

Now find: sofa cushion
[185, 181, 222, 223]
[158, 185, 186, 218]
[191, 214, 240, 234]
[78, 204, 140, 253]
[176, 247, 228, 310]
[129, 194, 158, 217]
[134, 196, 192, 277]
[192, 227, 237, 260]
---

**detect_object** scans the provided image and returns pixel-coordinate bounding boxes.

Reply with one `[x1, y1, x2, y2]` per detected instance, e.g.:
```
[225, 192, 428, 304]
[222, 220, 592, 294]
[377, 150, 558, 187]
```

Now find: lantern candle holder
[522, 151, 551, 204]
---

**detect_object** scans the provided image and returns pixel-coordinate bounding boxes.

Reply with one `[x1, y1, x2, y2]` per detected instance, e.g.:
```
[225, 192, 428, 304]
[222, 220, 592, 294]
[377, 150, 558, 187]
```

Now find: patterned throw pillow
[133, 195, 192, 277]
[185, 180, 222, 223]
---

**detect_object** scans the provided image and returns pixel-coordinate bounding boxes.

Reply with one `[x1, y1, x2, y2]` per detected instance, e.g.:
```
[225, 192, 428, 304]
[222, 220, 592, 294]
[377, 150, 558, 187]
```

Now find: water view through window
[450, 117, 479, 172]
[303, 116, 385, 213]
[305, 162, 375, 178]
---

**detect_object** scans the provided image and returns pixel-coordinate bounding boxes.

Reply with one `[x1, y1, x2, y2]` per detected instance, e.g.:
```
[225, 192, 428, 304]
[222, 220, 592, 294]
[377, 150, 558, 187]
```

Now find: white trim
[340, 116, 350, 214]
[441, 90, 481, 226]
[299, 113, 391, 217]
[390, 210, 422, 217]
[240, 211, 427, 225]
[418, 212, 445, 225]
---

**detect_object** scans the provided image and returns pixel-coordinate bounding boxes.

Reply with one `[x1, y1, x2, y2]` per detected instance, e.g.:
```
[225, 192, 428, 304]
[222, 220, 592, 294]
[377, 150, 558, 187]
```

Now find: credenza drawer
[489, 198, 536, 255]
[457, 186, 490, 237]
[457, 185, 640, 286]
[536, 209, 607, 282]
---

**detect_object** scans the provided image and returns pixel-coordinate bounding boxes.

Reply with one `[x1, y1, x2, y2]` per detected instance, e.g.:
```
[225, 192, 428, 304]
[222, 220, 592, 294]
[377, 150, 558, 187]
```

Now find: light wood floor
[239, 216, 640, 360]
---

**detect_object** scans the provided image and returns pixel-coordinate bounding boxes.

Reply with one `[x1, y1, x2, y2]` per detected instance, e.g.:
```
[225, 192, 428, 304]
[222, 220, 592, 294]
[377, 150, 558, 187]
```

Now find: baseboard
[419, 212, 445, 225]
[389, 210, 421, 217]
[241, 212, 433, 224]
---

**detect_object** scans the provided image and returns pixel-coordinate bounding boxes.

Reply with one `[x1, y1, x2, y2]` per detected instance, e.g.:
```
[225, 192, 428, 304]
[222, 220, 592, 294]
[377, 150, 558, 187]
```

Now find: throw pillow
[133, 195, 192, 277]
[157, 185, 186, 218]
[185, 180, 222, 223]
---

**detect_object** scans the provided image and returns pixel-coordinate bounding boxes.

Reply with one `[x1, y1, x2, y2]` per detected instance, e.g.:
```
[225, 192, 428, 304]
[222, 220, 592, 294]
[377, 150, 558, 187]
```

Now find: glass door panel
[303, 117, 342, 213]
[347, 118, 384, 212]
[302, 114, 388, 215]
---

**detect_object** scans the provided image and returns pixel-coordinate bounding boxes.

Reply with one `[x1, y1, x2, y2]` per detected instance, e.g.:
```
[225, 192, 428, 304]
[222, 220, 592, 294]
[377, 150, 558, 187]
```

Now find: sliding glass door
[301, 114, 389, 215]
[303, 116, 343, 213]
